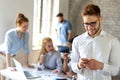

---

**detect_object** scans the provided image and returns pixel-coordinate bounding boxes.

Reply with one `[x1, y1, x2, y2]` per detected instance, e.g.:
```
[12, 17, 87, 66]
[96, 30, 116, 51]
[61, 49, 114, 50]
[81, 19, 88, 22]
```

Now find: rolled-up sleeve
[4, 32, 12, 54]
[23, 32, 29, 54]
[56, 53, 63, 72]
[67, 22, 72, 32]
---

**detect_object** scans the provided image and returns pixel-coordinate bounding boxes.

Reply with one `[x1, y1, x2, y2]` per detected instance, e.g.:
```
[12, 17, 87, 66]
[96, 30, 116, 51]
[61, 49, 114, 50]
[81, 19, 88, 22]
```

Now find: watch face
[72, 75, 76, 80]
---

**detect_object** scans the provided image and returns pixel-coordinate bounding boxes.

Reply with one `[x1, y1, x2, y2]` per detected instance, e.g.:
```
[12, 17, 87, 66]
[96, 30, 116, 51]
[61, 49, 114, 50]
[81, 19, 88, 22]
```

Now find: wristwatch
[71, 75, 76, 80]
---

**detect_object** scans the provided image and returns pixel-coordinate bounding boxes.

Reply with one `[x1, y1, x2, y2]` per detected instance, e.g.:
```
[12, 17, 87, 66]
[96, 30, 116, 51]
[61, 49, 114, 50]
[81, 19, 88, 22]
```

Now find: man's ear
[99, 16, 102, 23]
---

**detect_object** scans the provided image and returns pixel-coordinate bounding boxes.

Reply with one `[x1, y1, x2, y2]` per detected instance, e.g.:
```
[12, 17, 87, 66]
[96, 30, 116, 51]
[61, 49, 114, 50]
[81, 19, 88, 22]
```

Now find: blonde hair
[40, 37, 55, 55]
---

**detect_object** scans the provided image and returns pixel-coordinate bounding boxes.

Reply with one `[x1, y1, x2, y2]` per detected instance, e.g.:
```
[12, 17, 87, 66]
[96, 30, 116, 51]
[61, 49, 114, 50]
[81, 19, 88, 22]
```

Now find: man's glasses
[83, 19, 98, 27]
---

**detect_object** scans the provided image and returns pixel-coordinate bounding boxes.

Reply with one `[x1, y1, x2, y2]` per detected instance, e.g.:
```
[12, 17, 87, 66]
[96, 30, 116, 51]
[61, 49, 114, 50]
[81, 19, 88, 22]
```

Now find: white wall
[59, 0, 69, 19]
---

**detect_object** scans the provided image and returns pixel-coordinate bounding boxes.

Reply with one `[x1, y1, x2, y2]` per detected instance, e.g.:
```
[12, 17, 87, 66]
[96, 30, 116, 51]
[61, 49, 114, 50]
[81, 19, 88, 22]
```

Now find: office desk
[0, 67, 68, 80]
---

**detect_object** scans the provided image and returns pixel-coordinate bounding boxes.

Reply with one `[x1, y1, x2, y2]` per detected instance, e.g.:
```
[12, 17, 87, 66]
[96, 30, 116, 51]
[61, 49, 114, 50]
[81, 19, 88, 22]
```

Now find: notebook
[13, 58, 41, 79]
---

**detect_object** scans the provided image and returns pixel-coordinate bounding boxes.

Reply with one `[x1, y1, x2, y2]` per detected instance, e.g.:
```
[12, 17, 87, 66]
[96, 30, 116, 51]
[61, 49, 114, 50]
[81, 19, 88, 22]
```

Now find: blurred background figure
[55, 12, 72, 54]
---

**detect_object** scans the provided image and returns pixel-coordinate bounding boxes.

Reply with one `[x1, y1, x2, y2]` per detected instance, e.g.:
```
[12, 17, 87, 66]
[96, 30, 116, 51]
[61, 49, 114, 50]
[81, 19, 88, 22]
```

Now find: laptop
[12, 58, 41, 79]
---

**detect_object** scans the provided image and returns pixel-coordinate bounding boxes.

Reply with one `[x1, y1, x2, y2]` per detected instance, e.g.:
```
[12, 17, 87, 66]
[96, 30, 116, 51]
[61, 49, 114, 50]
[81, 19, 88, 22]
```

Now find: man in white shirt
[71, 3, 120, 80]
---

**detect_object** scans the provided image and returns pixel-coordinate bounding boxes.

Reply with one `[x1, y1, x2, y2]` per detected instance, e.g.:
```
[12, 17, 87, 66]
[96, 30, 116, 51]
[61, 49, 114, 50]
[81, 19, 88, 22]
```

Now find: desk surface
[0, 67, 68, 80]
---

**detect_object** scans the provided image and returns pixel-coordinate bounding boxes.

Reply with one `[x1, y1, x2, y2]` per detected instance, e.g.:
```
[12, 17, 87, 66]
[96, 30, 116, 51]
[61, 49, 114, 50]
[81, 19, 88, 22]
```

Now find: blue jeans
[57, 46, 69, 53]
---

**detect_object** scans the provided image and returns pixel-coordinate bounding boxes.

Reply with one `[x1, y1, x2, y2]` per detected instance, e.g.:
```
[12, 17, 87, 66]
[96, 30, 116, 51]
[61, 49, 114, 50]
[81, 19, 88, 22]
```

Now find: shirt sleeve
[4, 32, 12, 54]
[67, 21, 72, 32]
[37, 62, 45, 70]
[23, 32, 29, 54]
[56, 53, 63, 72]
[101, 38, 120, 76]
[71, 38, 83, 74]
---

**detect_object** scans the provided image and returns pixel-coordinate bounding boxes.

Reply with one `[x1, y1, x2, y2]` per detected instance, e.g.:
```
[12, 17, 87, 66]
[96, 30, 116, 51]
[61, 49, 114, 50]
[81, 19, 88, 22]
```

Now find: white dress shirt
[71, 30, 120, 80]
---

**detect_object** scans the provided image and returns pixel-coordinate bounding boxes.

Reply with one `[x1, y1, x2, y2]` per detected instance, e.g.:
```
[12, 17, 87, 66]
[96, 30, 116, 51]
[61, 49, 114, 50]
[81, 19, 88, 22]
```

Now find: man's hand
[77, 58, 103, 70]
[66, 72, 74, 78]
[85, 59, 104, 70]
[62, 53, 69, 62]
[77, 58, 89, 69]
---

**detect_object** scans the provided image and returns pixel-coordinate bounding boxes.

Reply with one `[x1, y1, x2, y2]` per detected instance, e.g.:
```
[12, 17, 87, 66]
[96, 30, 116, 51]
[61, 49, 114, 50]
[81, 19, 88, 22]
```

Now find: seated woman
[62, 53, 77, 79]
[37, 37, 62, 73]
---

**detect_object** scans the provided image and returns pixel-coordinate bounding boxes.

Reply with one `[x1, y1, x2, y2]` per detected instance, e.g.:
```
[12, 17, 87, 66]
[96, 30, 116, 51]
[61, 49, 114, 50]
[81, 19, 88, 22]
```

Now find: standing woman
[0, 13, 33, 69]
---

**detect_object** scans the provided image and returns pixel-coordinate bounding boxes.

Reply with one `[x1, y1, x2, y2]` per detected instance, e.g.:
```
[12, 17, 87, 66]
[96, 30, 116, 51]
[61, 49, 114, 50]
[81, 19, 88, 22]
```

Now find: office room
[0, 0, 120, 80]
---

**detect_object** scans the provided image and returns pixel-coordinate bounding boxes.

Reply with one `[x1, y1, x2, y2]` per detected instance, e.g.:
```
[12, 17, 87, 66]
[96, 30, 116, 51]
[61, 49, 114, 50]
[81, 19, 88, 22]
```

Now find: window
[33, 0, 59, 50]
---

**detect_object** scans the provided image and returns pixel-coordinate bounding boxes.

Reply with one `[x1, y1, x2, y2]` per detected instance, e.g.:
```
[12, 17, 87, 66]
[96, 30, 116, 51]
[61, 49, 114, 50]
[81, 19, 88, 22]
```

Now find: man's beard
[60, 19, 64, 23]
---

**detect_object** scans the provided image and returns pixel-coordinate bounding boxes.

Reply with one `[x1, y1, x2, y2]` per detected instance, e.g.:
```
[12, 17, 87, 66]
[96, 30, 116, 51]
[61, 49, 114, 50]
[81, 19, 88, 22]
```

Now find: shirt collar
[84, 29, 106, 38]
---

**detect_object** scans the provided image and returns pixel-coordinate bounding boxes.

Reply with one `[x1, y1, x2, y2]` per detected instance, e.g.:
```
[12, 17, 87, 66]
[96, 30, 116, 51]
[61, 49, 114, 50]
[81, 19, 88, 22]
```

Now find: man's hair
[56, 12, 63, 17]
[81, 3, 101, 17]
